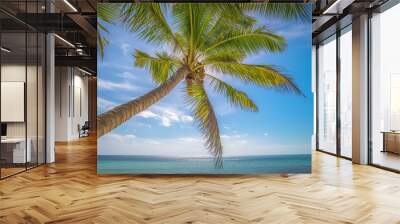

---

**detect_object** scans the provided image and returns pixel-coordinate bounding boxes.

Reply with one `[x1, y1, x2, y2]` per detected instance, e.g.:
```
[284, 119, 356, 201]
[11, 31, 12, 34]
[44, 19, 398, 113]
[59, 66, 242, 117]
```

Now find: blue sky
[98, 4, 313, 157]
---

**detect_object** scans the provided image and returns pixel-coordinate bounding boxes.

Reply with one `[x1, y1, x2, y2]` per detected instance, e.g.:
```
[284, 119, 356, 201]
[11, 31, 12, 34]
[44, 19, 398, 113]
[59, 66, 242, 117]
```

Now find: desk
[382, 131, 400, 154]
[1, 138, 31, 163]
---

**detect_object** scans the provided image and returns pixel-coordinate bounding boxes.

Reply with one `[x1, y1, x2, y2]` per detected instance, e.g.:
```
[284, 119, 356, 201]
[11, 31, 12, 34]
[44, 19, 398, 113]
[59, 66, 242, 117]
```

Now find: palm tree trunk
[97, 66, 190, 137]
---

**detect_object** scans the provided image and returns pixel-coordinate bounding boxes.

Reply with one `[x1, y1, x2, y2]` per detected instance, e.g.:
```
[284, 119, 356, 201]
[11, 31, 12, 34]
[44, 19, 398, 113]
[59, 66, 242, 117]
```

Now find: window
[370, 3, 400, 171]
[0, 1, 46, 179]
[317, 35, 337, 154]
[339, 27, 352, 158]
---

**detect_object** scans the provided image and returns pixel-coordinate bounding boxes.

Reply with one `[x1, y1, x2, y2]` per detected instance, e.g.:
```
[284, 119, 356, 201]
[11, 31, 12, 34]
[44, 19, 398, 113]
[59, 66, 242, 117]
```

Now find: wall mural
[97, 3, 313, 174]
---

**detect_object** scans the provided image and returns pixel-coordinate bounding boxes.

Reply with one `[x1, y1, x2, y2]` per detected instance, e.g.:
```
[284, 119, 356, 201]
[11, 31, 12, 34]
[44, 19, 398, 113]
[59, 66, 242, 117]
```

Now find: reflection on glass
[318, 36, 337, 154]
[371, 3, 400, 171]
[340, 29, 352, 158]
[38, 33, 46, 165]
[27, 31, 38, 169]
[390, 75, 400, 131]
[1, 32, 27, 177]
[0, 1, 47, 179]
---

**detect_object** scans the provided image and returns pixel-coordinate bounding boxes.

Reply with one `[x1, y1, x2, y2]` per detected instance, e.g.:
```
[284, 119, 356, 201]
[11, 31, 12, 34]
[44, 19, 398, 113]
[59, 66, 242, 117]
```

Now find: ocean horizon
[98, 154, 311, 174]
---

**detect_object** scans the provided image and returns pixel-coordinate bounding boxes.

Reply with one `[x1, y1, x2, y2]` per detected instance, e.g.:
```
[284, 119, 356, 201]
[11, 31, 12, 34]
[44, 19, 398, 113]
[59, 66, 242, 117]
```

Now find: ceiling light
[63, 0, 78, 12]
[322, 0, 354, 15]
[54, 34, 75, 48]
[323, 0, 342, 14]
[1, 47, 11, 53]
[78, 67, 93, 76]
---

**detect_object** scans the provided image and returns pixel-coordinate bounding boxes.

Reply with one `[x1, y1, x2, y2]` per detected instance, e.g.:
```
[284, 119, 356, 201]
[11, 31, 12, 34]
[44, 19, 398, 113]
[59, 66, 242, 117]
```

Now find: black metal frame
[315, 23, 353, 162]
[315, 0, 400, 172]
[0, 0, 47, 180]
[367, 0, 400, 173]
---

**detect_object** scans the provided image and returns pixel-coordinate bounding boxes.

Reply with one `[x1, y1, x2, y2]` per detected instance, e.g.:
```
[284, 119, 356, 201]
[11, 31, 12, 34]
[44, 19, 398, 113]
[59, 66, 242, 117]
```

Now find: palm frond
[209, 62, 303, 95]
[97, 4, 120, 59]
[207, 75, 258, 112]
[203, 26, 286, 56]
[202, 4, 256, 39]
[172, 4, 216, 63]
[134, 49, 181, 84]
[239, 3, 311, 22]
[97, 3, 120, 23]
[185, 83, 223, 167]
[201, 50, 246, 65]
[121, 3, 183, 50]
[97, 32, 109, 58]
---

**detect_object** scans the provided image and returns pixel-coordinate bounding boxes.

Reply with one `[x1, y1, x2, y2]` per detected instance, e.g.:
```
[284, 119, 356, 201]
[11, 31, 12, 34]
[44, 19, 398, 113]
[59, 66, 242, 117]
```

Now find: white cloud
[161, 117, 172, 127]
[177, 137, 202, 143]
[98, 62, 134, 71]
[221, 134, 247, 139]
[137, 105, 193, 127]
[103, 133, 136, 143]
[117, 71, 137, 80]
[120, 43, 131, 56]
[181, 115, 194, 122]
[276, 23, 310, 39]
[98, 79, 137, 91]
[138, 111, 158, 119]
[98, 97, 116, 110]
[98, 133, 311, 157]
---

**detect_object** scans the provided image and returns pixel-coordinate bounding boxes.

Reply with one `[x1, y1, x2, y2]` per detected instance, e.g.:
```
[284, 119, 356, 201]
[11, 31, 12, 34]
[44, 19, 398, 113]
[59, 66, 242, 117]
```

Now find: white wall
[55, 67, 89, 141]
[1, 63, 46, 164]
[1, 65, 42, 138]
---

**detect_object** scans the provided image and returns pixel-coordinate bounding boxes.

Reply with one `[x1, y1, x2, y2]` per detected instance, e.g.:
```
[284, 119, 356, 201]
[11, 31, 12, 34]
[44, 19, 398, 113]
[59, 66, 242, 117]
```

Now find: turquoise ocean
[97, 154, 311, 174]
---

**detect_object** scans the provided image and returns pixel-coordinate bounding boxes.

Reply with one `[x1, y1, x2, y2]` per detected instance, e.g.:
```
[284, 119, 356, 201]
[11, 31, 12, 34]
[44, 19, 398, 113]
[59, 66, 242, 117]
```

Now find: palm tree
[97, 3, 120, 58]
[97, 3, 309, 166]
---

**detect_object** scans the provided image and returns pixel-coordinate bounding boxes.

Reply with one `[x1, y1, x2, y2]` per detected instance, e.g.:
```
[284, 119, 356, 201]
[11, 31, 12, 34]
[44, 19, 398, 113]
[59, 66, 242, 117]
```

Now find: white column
[46, 32, 55, 163]
[45, 0, 56, 163]
[352, 14, 369, 164]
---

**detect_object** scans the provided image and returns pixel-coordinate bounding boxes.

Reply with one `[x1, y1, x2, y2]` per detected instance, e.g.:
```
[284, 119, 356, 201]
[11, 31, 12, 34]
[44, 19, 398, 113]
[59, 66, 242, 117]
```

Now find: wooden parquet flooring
[1, 135, 400, 224]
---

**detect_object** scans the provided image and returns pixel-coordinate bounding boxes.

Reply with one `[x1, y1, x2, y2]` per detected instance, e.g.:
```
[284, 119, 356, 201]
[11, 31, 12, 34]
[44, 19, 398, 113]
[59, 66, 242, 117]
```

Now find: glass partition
[27, 31, 38, 169]
[317, 35, 337, 154]
[38, 32, 45, 165]
[339, 27, 352, 158]
[1, 31, 28, 177]
[0, 1, 46, 179]
[370, 3, 400, 171]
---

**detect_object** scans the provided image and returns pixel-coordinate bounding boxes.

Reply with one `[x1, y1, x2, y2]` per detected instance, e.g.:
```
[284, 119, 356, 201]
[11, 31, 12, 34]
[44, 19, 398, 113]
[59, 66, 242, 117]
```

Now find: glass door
[339, 26, 352, 158]
[0, 1, 46, 179]
[1, 30, 28, 178]
[370, 3, 400, 171]
[317, 35, 337, 154]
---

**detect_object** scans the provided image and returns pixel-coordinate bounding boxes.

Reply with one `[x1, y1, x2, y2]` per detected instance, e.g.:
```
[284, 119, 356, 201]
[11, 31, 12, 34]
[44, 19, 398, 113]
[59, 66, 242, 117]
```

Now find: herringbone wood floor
[1, 136, 400, 224]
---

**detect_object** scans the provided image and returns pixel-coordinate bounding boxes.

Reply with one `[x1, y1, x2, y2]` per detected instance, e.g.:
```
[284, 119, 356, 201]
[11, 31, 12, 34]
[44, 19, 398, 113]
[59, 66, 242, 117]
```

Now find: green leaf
[97, 3, 121, 59]
[202, 50, 246, 64]
[185, 83, 223, 168]
[203, 26, 286, 56]
[97, 33, 108, 59]
[207, 75, 258, 112]
[121, 3, 183, 50]
[134, 49, 181, 84]
[239, 3, 311, 22]
[209, 62, 303, 95]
